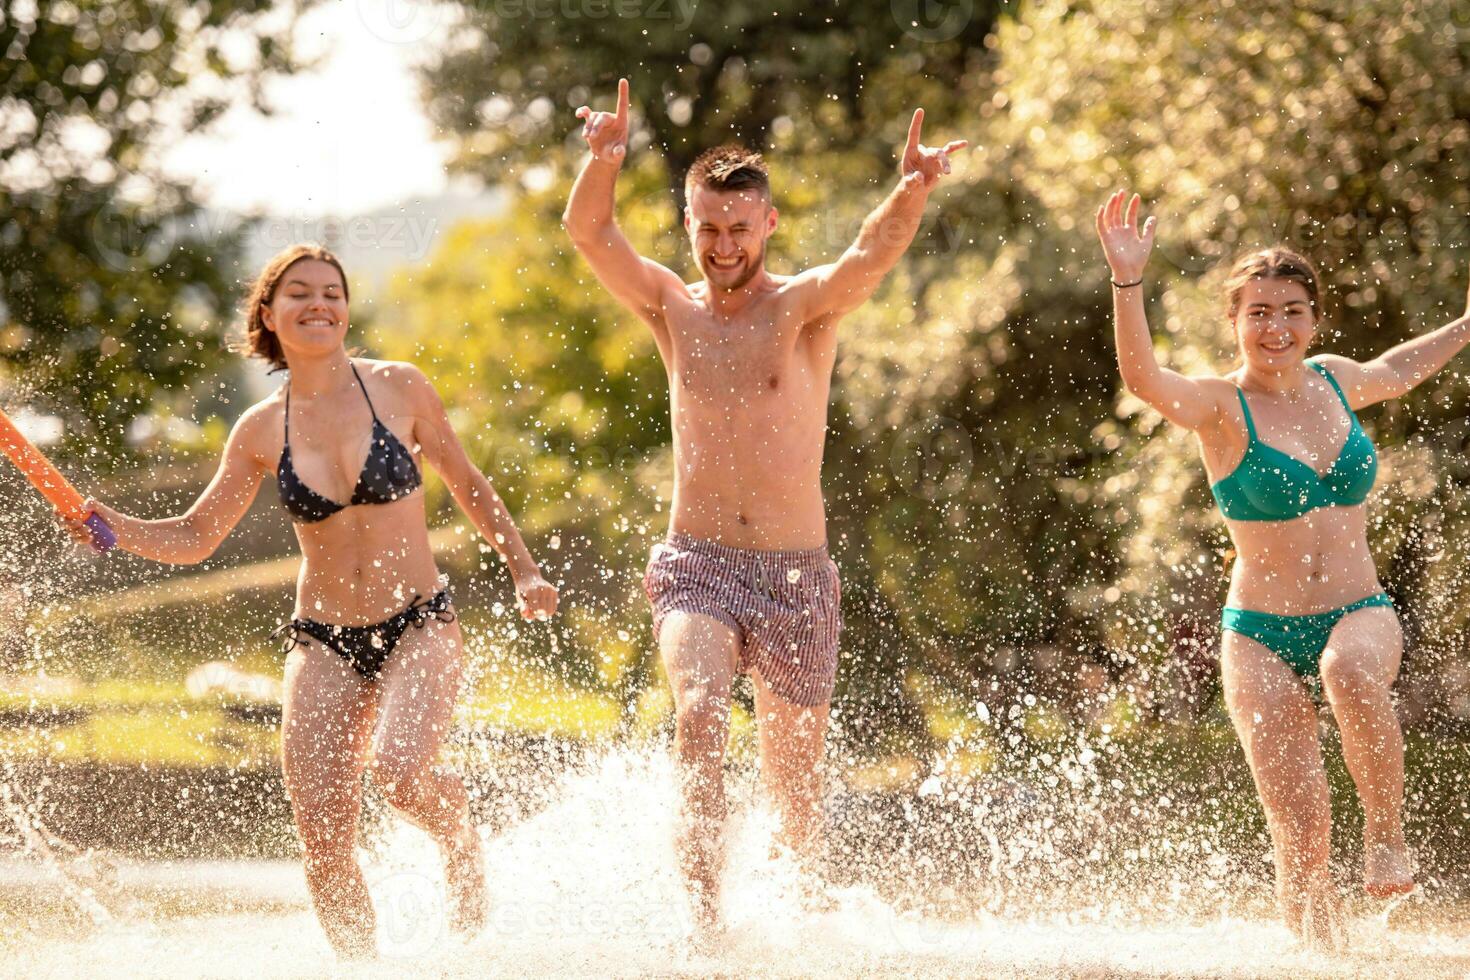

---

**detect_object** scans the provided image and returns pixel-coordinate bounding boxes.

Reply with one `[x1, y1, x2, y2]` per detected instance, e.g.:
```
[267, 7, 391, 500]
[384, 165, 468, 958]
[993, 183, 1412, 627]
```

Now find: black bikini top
[276, 363, 422, 524]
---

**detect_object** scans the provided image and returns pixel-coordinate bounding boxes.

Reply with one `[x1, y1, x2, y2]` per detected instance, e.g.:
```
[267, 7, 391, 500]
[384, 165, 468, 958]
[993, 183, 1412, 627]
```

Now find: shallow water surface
[2, 748, 1467, 978]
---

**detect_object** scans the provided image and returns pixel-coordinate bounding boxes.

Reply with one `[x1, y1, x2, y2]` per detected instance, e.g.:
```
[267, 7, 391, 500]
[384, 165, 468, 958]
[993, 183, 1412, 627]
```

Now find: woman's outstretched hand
[55, 498, 117, 551]
[1096, 189, 1157, 284]
[515, 571, 559, 622]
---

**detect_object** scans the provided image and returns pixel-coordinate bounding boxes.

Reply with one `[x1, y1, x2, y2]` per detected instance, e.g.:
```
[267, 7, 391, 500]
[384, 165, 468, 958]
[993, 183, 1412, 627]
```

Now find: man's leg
[659, 610, 740, 927]
[752, 672, 830, 871]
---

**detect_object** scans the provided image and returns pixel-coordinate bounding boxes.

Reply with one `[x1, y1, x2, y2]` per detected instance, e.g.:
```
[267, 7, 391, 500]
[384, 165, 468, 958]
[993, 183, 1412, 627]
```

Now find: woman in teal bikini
[1097, 190, 1470, 944]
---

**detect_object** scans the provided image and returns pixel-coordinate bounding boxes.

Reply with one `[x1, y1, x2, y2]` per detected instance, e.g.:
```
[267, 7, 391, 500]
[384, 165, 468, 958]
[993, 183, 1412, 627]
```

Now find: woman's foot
[689, 904, 726, 957]
[443, 830, 486, 937]
[1363, 839, 1415, 898]
[1281, 874, 1343, 952]
[1298, 887, 1344, 952]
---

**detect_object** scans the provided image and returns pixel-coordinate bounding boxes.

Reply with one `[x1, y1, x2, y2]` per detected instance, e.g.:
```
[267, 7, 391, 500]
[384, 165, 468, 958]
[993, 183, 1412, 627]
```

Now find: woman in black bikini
[59, 244, 558, 958]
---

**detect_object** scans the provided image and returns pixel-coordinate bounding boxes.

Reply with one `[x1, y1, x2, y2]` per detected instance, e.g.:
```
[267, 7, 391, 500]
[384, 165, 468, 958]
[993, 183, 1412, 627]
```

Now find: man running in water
[563, 78, 966, 931]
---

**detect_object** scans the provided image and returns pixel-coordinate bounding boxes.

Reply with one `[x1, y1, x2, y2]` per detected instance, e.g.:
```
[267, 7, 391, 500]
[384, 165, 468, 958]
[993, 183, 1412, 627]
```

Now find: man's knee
[673, 681, 730, 746]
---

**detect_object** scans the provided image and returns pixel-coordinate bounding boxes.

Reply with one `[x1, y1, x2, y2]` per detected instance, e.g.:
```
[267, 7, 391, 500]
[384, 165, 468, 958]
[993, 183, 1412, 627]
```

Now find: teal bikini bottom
[1220, 592, 1394, 679]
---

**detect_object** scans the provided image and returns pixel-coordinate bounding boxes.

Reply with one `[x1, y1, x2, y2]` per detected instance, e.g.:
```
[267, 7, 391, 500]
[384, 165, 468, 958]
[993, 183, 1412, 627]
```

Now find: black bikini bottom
[270, 590, 455, 680]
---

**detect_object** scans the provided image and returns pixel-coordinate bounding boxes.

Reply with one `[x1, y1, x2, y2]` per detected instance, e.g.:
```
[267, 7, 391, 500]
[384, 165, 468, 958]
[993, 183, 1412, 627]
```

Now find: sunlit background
[3, 0, 1470, 973]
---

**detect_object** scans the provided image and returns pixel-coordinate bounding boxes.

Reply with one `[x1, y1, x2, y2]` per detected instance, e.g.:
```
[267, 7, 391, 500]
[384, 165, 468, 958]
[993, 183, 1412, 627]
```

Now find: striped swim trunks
[643, 532, 843, 707]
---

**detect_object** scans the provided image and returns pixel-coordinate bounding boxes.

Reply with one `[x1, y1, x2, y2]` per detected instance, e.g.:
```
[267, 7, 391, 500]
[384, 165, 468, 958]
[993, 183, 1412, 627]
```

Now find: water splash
[6, 742, 1466, 976]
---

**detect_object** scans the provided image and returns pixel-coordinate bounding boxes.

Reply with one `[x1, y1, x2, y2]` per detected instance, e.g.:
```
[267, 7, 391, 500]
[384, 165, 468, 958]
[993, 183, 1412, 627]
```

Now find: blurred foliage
[8, 0, 1470, 755]
[0, 0, 321, 455]
[421, 0, 1006, 202]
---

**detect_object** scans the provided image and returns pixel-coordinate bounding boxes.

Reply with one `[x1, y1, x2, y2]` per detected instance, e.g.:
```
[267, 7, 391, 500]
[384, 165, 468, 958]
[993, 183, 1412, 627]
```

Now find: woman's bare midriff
[290, 494, 445, 624]
[1223, 504, 1382, 614]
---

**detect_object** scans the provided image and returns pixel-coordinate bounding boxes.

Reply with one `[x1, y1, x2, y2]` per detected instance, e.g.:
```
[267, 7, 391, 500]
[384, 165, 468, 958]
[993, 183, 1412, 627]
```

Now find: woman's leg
[1319, 604, 1413, 896]
[1220, 631, 1339, 946]
[281, 639, 380, 958]
[370, 616, 483, 933]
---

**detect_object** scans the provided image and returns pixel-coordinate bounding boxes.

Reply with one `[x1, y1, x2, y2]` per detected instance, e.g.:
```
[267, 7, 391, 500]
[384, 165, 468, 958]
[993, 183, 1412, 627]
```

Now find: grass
[0, 703, 279, 767]
[464, 672, 623, 741]
[0, 659, 626, 768]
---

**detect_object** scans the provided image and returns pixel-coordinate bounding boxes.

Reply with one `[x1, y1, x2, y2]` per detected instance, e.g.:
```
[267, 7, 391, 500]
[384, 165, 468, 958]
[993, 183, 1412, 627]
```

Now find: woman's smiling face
[263, 258, 350, 362]
[1233, 276, 1317, 371]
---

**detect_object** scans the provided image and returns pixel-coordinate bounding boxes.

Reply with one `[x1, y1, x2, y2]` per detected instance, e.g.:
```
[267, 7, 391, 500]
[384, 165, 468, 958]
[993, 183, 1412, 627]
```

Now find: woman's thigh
[1320, 604, 1403, 688]
[1220, 630, 1327, 800]
[281, 639, 378, 819]
[371, 617, 465, 775]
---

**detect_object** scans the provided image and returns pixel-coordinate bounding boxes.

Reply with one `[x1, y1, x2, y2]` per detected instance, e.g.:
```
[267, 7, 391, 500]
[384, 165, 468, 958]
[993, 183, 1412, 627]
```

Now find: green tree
[396, 0, 1120, 749]
[370, 158, 678, 708]
[389, 0, 1470, 749]
[420, 0, 1005, 200]
[1, 0, 322, 454]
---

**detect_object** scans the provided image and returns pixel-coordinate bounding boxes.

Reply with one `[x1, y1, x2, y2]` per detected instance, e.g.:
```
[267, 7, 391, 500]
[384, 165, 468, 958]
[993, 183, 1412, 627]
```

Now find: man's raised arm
[562, 77, 684, 329]
[790, 109, 968, 323]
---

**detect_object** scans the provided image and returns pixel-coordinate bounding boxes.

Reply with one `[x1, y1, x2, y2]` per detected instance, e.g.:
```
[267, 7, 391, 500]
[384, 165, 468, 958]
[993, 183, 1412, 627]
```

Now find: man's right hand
[574, 77, 630, 165]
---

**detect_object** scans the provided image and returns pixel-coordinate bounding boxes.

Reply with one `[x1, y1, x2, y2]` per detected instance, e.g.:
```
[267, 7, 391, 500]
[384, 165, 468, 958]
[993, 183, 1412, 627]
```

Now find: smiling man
[562, 77, 966, 934]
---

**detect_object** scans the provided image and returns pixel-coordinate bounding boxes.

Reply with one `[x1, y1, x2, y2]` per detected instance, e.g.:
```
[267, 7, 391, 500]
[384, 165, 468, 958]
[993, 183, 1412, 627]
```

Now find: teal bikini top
[1210, 360, 1377, 522]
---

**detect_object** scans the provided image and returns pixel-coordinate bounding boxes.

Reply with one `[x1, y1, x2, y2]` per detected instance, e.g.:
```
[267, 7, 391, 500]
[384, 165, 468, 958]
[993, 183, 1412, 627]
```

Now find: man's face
[684, 186, 776, 292]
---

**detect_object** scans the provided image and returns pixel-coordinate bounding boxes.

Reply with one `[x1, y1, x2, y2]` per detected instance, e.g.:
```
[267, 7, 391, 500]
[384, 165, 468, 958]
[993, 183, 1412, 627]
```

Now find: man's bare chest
[668, 314, 802, 397]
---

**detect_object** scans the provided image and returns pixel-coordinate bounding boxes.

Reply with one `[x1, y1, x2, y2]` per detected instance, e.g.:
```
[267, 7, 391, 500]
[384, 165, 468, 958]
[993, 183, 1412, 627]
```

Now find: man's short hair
[684, 144, 770, 202]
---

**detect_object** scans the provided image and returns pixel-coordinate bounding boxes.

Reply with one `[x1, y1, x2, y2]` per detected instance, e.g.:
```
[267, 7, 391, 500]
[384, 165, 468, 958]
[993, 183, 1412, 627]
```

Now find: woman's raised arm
[1097, 190, 1232, 432]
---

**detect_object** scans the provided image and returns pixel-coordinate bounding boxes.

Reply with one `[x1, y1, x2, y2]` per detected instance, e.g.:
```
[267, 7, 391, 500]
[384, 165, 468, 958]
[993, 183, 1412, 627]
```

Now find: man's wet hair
[685, 144, 770, 201]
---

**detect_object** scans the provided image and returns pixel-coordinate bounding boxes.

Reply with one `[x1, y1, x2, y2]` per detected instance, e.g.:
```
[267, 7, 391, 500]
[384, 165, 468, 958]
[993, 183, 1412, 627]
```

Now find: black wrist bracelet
[1111, 277, 1143, 289]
